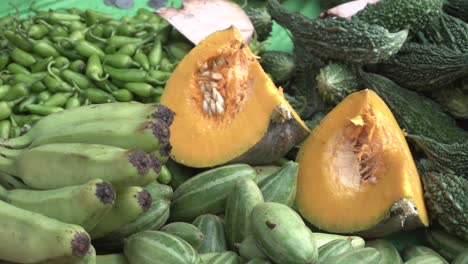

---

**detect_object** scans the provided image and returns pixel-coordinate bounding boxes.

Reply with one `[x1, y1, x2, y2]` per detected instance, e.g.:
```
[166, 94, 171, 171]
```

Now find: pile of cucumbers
[0, 5, 193, 139]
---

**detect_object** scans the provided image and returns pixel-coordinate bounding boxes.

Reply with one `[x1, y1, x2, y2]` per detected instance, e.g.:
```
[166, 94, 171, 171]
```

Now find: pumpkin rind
[161, 26, 308, 168]
[296, 89, 428, 236]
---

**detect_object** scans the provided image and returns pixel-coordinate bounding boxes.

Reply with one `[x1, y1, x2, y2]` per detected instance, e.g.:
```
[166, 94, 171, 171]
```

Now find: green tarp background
[0, 0, 429, 252]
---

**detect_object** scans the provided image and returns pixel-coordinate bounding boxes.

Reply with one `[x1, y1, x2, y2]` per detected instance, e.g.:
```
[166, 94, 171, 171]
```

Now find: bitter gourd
[354, 0, 444, 33]
[259, 51, 295, 84]
[444, 0, 468, 23]
[417, 13, 468, 54]
[421, 170, 468, 242]
[360, 72, 468, 144]
[317, 63, 360, 105]
[432, 86, 468, 119]
[376, 42, 468, 91]
[247, 8, 273, 41]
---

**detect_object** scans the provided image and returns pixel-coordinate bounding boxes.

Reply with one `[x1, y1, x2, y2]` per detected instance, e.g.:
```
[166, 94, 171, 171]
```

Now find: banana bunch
[0, 102, 175, 263]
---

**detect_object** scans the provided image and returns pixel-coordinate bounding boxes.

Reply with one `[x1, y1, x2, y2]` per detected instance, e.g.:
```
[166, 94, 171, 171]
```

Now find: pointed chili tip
[95, 181, 116, 205]
[137, 189, 152, 212]
[151, 119, 170, 145]
[71, 232, 91, 257]
[128, 150, 151, 175]
[152, 104, 176, 126]
[149, 154, 162, 175]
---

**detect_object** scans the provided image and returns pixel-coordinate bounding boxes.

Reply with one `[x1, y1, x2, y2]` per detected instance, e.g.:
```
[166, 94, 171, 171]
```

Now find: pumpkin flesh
[161, 26, 308, 168]
[296, 89, 428, 235]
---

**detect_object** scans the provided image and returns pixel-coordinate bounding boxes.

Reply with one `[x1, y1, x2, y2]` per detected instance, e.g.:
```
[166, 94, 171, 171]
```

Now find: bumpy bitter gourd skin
[247, 8, 273, 41]
[422, 170, 468, 242]
[259, 51, 295, 84]
[354, 0, 444, 32]
[317, 63, 359, 105]
[376, 42, 468, 91]
[360, 72, 468, 144]
[432, 86, 468, 119]
[425, 229, 468, 261]
[444, 0, 468, 23]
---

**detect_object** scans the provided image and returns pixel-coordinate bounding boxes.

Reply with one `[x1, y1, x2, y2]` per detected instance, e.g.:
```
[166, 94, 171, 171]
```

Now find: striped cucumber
[193, 214, 228, 254]
[404, 255, 446, 264]
[225, 178, 264, 247]
[314, 232, 365, 248]
[144, 180, 173, 201]
[318, 239, 354, 263]
[96, 254, 129, 264]
[0, 179, 115, 231]
[257, 161, 298, 206]
[160, 222, 205, 250]
[206, 251, 240, 264]
[93, 199, 170, 251]
[402, 246, 449, 264]
[0, 200, 91, 263]
[250, 202, 318, 264]
[237, 235, 267, 261]
[322, 248, 382, 264]
[171, 164, 256, 221]
[123, 231, 201, 264]
[200, 253, 219, 263]
[452, 250, 468, 264]
[253, 165, 280, 183]
[425, 229, 468, 261]
[245, 259, 273, 264]
[90, 186, 152, 239]
[367, 239, 402, 264]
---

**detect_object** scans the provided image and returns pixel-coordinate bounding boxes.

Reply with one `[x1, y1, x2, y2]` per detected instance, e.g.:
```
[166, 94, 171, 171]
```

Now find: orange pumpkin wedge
[296, 89, 429, 237]
[161, 26, 309, 168]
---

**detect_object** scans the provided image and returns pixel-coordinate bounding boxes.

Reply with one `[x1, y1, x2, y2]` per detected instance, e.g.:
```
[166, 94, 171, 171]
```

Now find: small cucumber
[452, 250, 468, 264]
[237, 235, 267, 261]
[245, 259, 273, 264]
[165, 158, 198, 190]
[322, 247, 382, 264]
[250, 202, 318, 264]
[318, 239, 354, 263]
[144, 181, 173, 201]
[160, 222, 205, 250]
[206, 251, 240, 264]
[225, 178, 264, 247]
[402, 246, 449, 264]
[367, 239, 403, 264]
[314, 232, 365, 249]
[425, 229, 468, 261]
[257, 161, 298, 206]
[123, 231, 201, 264]
[200, 253, 218, 263]
[193, 214, 228, 254]
[171, 164, 256, 221]
[96, 254, 128, 264]
[253, 165, 280, 183]
[404, 255, 446, 264]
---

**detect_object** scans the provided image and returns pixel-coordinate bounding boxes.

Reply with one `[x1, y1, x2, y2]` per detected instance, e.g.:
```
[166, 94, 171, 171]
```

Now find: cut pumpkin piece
[161, 26, 309, 168]
[296, 89, 428, 237]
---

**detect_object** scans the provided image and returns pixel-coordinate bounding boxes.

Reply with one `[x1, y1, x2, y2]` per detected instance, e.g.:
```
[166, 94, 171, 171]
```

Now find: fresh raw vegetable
[366, 239, 403, 264]
[444, 0, 468, 22]
[161, 26, 309, 168]
[257, 160, 298, 206]
[425, 229, 468, 261]
[296, 89, 429, 236]
[318, 239, 355, 263]
[321, 247, 382, 264]
[237, 235, 267, 261]
[160, 222, 205, 250]
[432, 87, 468, 119]
[193, 214, 228, 254]
[247, 8, 273, 41]
[259, 50, 295, 84]
[402, 245, 449, 263]
[317, 63, 359, 106]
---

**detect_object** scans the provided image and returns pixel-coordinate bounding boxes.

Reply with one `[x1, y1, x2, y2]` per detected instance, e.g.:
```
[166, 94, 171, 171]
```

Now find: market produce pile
[0, 0, 467, 263]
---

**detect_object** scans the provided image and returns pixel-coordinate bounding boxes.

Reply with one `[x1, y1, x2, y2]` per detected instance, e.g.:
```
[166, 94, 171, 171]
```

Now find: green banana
[89, 186, 153, 239]
[37, 245, 96, 264]
[0, 172, 29, 190]
[0, 143, 163, 189]
[0, 199, 91, 263]
[0, 102, 175, 149]
[96, 254, 129, 264]
[0, 179, 115, 231]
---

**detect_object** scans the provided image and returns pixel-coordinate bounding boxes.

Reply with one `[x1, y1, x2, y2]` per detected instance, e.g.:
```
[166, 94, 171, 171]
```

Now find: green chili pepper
[68, 21, 86, 32]
[74, 39, 105, 58]
[148, 70, 171, 84]
[104, 45, 118, 54]
[134, 50, 150, 70]
[116, 43, 138, 56]
[160, 57, 177, 72]
[103, 65, 149, 82]
[151, 94, 162, 103]
[0, 54, 9, 71]
[66, 7, 83, 15]
[0, 120, 11, 139]
[55, 44, 84, 60]
[7, 63, 29, 75]
[37, 90, 52, 103]
[48, 26, 68, 38]
[69, 60, 86, 73]
[43, 75, 73, 93]
[54, 56, 70, 69]
[32, 40, 60, 58]
[31, 56, 54, 73]
[108, 36, 143, 48]
[30, 81, 47, 93]
[65, 93, 81, 109]
[86, 54, 108, 81]
[104, 54, 139, 68]
[116, 24, 137, 36]
[43, 92, 73, 107]
[84, 10, 113, 26]
[166, 41, 193, 61]
[112, 89, 134, 102]
[10, 48, 36, 67]
[102, 24, 115, 39]
[10, 114, 42, 127]
[0, 85, 11, 100]
[95, 79, 120, 92]
[61, 69, 91, 89]
[90, 24, 105, 38]
[110, 78, 126, 88]
[0, 79, 3, 86]
[25, 104, 64, 116]
[36, 12, 81, 23]
[4, 30, 33, 52]
[9, 72, 47, 88]
[149, 39, 162, 68]
[0, 15, 14, 28]
[16, 94, 38, 113]
[2, 83, 28, 102]
[28, 24, 49, 39]
[78, 87, 115, 103]
[158, 165, 172, 184]
[124, 82, 160, 97]
[68, 30, 87, 43]
[0, 102, 13, 120]
[136, 8, 154, 20]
